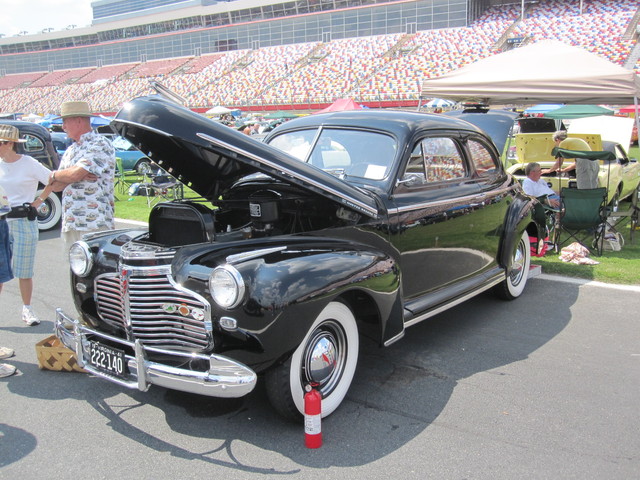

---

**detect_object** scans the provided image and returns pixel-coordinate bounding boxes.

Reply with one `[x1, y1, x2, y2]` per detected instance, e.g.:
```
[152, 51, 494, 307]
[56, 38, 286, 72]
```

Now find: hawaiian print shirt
[59, 130, 115, 233]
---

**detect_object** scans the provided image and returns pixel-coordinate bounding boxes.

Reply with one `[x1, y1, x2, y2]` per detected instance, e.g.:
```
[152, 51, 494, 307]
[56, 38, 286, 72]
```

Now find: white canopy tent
[205, 106, 232, 115]
[420, 40, 640, 105]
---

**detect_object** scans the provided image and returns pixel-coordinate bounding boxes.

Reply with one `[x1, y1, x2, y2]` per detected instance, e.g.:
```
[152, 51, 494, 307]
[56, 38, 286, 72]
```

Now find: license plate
[89, 342, 127, 378]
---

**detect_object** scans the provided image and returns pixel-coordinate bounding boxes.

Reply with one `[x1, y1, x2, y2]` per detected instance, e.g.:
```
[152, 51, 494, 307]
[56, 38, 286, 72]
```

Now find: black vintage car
[0, 120, 62, 230]
[55, 91, 542, 420]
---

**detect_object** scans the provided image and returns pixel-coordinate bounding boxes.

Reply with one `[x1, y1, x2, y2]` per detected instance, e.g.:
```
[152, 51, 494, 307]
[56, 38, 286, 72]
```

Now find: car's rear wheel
[135, 160, 151, 175]
[495, 231, 530, 300]
[35, 190, 61, 231]
[265, 301, 359, 421]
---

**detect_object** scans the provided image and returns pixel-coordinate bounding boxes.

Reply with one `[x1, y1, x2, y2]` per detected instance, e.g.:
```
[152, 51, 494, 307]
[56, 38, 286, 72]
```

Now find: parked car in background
[112, 136, 152, 173]
[51, 131, 73, 156]
[0, 120, 62, 230]
[54, 91, 541, 421]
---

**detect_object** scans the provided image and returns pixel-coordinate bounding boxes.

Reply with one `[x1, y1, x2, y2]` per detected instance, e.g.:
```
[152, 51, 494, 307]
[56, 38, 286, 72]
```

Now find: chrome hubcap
[510, 240, 525, 285]
[302, 320, 346, 395]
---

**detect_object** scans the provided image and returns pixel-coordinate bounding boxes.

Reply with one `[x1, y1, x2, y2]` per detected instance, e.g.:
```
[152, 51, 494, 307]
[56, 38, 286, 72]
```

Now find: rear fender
[498, 192, 536, 269]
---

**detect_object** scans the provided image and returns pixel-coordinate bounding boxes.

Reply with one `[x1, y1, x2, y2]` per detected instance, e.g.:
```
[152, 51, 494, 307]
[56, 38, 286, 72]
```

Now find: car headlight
[209, 265, 245, 309]
[69, 241, 93, 277]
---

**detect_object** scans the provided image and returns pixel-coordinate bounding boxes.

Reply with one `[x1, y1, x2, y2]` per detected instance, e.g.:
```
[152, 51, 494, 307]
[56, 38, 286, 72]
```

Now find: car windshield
[112, 136, 134, 150]
[268, 128, 396, 181]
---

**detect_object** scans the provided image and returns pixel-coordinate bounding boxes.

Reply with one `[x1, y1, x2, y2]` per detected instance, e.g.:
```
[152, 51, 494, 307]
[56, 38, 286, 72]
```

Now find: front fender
[198, 242, 400, 370]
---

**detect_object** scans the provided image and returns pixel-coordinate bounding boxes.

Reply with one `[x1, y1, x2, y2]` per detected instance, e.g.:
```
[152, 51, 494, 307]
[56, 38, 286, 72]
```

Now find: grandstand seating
[29, 67, 96, 87]
[0, 0, 637, 114]
[128, 57, 192, 78]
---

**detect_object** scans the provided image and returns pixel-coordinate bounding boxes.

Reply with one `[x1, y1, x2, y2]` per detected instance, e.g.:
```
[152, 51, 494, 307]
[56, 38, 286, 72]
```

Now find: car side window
[421, 137, 466, 182]
[23, 134, 45, 154]
[400, 137, 465, 187]
[468, 139, 498, 177]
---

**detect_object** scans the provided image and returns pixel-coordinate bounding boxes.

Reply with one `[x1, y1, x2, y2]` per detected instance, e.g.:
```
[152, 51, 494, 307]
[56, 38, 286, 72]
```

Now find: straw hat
[0, 124, 27, 143]
[57, 101, 95, 119]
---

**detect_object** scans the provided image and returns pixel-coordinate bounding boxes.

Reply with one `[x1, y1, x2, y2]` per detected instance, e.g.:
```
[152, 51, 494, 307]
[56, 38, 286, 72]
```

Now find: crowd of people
[0, 100, 116, 378]
[0, 0, 635, 116]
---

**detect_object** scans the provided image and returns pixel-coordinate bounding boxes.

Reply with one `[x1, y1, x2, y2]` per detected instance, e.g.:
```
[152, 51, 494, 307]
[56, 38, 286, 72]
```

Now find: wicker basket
[35, 335, 86, 373]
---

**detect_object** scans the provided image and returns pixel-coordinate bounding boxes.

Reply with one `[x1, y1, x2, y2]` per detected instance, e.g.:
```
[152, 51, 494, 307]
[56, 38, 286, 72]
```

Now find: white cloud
[0, 0, 93, 37]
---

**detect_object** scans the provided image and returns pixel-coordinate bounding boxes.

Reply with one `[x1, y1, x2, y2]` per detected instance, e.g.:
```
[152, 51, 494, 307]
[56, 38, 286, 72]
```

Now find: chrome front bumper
[55, 309, 257, 398]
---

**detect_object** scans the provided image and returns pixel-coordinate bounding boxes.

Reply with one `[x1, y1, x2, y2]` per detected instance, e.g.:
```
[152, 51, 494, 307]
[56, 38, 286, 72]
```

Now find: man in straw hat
[48, 101, 115, 254]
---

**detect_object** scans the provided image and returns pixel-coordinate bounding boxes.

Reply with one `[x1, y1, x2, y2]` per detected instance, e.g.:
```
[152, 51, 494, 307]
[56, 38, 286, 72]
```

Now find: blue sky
[0, 0, 93, 38]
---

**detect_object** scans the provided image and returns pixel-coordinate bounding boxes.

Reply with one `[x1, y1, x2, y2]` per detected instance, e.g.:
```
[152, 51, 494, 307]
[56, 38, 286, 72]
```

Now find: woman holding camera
[0, 124, 54, 326]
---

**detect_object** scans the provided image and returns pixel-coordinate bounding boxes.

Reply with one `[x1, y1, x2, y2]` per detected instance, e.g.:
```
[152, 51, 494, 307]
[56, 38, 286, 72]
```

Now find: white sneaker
[22, 305, 40, 326]
[0, 363, 16, 378]
[0, 347, 14, 360]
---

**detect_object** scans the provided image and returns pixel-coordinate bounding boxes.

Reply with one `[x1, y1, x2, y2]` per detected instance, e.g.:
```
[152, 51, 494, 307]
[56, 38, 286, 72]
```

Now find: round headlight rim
[69, 241, 93, 277]
[209, 264, 245, 310]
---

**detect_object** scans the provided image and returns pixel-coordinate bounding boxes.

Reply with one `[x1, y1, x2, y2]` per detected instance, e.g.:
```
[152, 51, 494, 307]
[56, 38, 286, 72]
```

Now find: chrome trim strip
[55, 309, 256, 398]
[226, 246, 287, 265]
[197, 132, 379, 218]
[113, 118, 172, 137]
[394, 193, 486, 213]
[383, 330, 405, 347]
[403, 275, 503, 328]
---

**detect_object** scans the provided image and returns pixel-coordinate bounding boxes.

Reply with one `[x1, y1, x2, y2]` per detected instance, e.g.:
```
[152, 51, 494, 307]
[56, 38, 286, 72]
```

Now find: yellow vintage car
[506, 131, 640, 206]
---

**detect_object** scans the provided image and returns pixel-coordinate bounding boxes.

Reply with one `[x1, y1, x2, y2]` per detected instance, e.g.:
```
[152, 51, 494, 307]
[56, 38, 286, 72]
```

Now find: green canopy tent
[550, 147, 617, 201]
[264, 111, 299, 119]
[543, 104, 614, 119]
[551, 147, 615, 161]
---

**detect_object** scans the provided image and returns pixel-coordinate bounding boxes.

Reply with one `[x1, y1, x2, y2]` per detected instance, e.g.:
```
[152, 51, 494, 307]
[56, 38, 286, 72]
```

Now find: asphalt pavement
[1, 223, 638, 479]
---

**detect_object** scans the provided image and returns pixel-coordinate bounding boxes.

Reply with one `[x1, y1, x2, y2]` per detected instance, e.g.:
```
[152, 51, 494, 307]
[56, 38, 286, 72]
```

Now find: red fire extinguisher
[304, 383, 322, 448]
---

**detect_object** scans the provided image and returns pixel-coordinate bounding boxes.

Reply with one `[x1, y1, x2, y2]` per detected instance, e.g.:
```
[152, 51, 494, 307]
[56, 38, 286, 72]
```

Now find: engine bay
[148, 181, 362, 247]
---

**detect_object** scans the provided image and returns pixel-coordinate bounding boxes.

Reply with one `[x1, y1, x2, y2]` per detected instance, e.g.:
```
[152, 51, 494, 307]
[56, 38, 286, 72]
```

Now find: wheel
[135, 160, 151, 175]
[265, 301, 359, 421]
[35, 190, 61, 231]
[494, 231, 530, 300]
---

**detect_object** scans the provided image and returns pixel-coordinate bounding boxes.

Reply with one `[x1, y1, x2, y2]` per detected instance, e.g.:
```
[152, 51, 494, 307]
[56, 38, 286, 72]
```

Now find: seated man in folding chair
[522, 162, 560, 208]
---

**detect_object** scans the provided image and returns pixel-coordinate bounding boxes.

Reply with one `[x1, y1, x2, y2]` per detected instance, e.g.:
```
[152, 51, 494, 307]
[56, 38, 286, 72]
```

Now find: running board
[403, 275, 503, 329]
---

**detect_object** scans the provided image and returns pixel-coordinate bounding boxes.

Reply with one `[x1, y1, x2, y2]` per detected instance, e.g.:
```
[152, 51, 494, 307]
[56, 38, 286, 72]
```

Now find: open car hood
[111, 95, 379, 218]
[568, 115, 633, 153]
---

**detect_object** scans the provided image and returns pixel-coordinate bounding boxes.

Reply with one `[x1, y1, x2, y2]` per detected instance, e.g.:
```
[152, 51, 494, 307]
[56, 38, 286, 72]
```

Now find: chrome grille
[95, 264, 212, 352]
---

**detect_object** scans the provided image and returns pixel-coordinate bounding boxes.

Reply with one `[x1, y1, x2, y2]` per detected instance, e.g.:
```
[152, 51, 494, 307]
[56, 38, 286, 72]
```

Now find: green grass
[533, 203, 640, 285]
[114, 174, 209, 222]
[531, 141, 639, 285]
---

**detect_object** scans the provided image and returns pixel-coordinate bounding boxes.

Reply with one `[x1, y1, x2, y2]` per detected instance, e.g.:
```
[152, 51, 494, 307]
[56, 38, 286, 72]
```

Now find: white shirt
[0, 154, 51, 206]
[522, 177, 556, 198]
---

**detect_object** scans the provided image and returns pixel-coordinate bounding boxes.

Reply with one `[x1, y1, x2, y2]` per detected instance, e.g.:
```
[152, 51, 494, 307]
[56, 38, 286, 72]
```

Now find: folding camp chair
[113, 157, 133, 196]
[553, 187, 608, 256]
[145, 173, 183, 208]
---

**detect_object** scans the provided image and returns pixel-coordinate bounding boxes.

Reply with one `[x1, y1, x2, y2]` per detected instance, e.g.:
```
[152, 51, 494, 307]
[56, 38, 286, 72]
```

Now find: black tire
[265, 302, 359, 421]
[494, 231, 530, 300]
[36, 190, 61, 231]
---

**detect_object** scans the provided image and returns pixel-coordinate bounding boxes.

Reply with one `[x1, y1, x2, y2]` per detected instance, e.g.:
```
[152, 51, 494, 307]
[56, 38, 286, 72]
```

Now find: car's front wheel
[494, 231, 530, 300]
[265, 301, 359, 421]
[35, 190, 62, 231]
